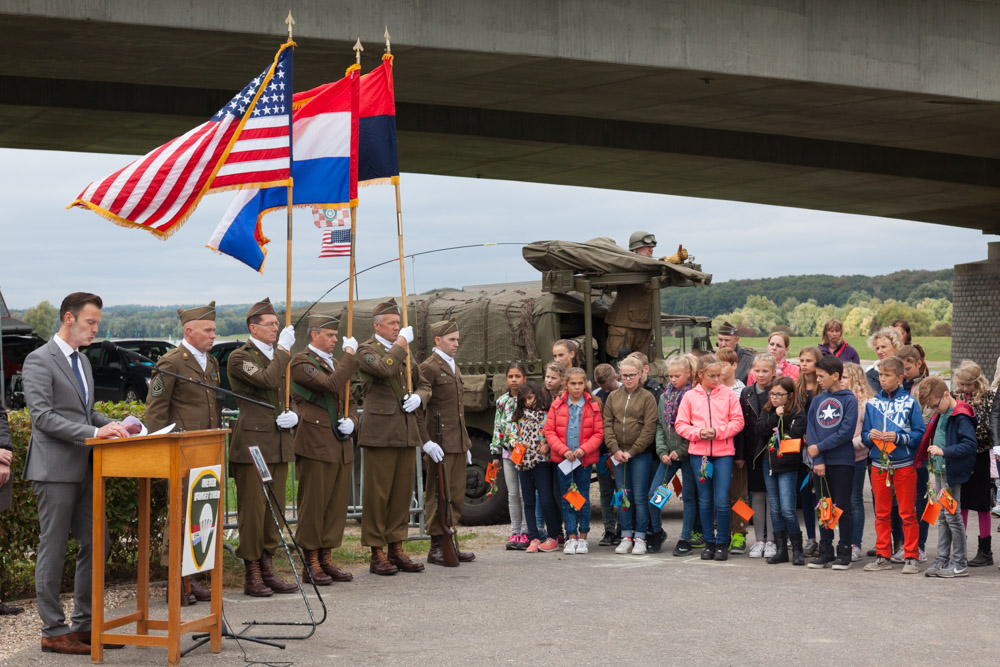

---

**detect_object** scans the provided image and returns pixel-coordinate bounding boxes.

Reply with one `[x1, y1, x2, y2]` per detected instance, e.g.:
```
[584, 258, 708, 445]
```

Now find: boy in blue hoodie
[916, 376, 978, 578]
[805, 356, 858, 570]
[862, 356, 926, 574]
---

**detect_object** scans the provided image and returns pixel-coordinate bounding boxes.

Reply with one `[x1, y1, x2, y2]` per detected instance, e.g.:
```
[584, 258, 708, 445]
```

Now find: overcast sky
[0, 147, 995, 310]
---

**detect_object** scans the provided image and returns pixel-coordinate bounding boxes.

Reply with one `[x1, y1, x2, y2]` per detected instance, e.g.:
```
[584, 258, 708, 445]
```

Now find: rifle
[434, 412, 460, 567]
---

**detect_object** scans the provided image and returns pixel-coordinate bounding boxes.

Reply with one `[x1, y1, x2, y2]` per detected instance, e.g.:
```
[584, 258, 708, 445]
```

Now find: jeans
[799, 466, 816, 539]
[518, 463, 562, 542]
[614, 450, 653, 539]
[851, 459, 867, 547]
[502, 457, 528, 534]
[648, 457, 698, 540]
[763, 459, 800, 535]
[932, 478, 966, 568]
[815, 465, 854, 549]
[695, 455, 734, 546]
[535, 494, 547, 540]
[872, 465, 919, 559]
[597, 455, 619, 534]
[557, 464, 592, 537]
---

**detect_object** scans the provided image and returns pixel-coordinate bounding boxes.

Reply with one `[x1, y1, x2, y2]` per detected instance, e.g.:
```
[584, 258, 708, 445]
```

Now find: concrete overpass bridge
[1, 0, 998, 368]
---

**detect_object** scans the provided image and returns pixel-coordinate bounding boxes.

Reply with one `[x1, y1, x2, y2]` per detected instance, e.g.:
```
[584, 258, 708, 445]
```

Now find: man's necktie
[70, 351, 88, 403]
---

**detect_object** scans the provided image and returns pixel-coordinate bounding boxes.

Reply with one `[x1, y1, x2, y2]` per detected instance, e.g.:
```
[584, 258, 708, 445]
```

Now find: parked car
[80, 339, 175, 402]
[2, 329, 46, 409]
[209, 340, 244, 410]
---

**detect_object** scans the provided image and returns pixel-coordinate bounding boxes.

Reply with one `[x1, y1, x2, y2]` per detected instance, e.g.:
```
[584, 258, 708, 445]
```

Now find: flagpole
[345, 38, 362, 416]
[283, 11, 296, 409]
[383, 30, 413, 394]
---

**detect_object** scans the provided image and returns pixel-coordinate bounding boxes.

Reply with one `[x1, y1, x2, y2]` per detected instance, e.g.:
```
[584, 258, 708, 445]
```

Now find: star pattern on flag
[214, 59, 289, 121]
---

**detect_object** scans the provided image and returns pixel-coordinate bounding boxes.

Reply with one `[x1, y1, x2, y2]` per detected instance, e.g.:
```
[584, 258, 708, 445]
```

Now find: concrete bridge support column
[951, 242, 1000, 377]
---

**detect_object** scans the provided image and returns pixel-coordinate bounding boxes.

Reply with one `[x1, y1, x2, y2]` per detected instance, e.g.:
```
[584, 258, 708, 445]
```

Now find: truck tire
[460, 430, 509, 526]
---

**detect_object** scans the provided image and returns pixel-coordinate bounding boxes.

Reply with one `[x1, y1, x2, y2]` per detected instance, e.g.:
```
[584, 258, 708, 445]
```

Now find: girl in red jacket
[545, 367, 604, 555]
[675, 354, 745, 560]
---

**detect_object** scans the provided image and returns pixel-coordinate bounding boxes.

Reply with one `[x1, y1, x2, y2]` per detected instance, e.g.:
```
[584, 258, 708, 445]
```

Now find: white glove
[341, 336, 358, 354]
[276, 410, 298, 429]
[423, 441, 445, 463]
[466, 450, 472, 465]
[402, 393, 422, 413]
[398, 326, 414, 344]
[278, 326, 296, 350]
[337, 418, 355, 435]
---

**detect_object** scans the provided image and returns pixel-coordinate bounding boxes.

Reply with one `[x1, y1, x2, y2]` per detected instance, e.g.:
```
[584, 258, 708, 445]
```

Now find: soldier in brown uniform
[146, 302, 221, 605]
[419, 319, 476, 565]
[605, 231, 657, 358]
[289, 314, 359, 585]
[356, 299, 431, 575]
[227, 298, 300, 597]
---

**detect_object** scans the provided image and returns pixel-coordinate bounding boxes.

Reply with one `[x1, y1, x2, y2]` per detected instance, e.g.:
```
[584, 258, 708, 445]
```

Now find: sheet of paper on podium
[182, 465, 222, 576]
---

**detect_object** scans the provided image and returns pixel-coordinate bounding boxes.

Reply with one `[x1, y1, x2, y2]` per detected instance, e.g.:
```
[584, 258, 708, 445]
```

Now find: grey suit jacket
[23, 339, 112, 483]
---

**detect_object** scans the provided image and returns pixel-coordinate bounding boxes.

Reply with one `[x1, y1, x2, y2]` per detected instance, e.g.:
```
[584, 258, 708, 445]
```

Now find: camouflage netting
[290, 284, 609, 367]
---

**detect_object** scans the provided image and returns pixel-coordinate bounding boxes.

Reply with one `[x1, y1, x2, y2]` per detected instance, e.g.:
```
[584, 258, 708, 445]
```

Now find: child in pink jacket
[675, 354, 745, 560]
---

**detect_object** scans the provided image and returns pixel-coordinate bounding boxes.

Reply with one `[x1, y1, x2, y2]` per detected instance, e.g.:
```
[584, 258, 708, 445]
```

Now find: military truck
[290, 237, 711, 524]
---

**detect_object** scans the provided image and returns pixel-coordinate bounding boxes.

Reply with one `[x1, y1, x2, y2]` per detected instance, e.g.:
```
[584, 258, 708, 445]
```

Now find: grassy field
[736, 336, 951, 362]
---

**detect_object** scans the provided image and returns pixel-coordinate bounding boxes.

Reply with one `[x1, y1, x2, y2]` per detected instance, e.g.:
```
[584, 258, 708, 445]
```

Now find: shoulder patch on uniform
[304, 365, 318, 377]
[385, 357, 393, 366]
[150, 375, 164, 397]
[243, 360, 260, 376]
[364, 353, 376, 365]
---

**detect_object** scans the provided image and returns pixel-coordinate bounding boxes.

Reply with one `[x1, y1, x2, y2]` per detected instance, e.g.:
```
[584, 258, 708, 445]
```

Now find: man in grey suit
[22, 292, 130, 655]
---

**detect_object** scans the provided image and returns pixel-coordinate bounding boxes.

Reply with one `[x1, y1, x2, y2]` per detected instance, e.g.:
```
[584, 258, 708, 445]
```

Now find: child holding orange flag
[916, 376, 978, 578]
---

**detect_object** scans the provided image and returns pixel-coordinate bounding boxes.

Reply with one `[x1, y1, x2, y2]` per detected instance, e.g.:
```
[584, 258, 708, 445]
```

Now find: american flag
[68, 44, 293, 239]
[312, 206, 350, 228]
[319, 228, 351, 258]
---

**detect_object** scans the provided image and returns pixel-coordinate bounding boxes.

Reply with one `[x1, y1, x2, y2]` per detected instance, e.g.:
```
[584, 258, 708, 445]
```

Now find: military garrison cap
[177, 301, 216, 324]
[246, 297, 276, 320]
[307, 314, 340, 331]
[430, 318, 458, 337]
[372, 299, 400, 318]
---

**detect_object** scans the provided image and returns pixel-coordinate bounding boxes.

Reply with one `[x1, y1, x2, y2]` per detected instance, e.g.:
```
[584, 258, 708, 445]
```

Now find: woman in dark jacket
[758, 377, 808, 565]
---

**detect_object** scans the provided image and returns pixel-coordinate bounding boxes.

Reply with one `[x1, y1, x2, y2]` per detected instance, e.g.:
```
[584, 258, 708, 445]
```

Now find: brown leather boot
[457, 546, 477, 563]
[180, 575, 196, 606]
[387, 542, 424, 573]
[427, 535, 445, 565]
[369, 547, 399, 576]
[259, 551, 298, 594]
[303, 549, 333, 586]
[319, 548, 354, 581]
[243, 559, 273, 597]
[188, 576, 212, 602]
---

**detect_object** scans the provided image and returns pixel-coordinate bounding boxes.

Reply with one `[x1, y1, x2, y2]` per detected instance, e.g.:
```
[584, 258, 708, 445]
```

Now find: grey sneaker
[901, 558, 920, 574]
[890, 546, 905, 564]
[937, 564, 969, 578]
[864, 555, 893, 571]
[918, 549, 928, 563]
[925, 561, 944, 577]
[851, 545, 863, 562]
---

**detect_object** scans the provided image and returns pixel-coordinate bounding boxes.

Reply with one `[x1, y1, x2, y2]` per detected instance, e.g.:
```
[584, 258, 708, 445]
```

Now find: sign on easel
[182, 465, 222, 577]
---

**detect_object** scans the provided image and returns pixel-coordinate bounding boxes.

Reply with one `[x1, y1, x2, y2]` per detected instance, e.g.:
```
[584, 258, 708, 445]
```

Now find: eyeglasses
[769, 392, 788, 398]
[620, 373, 638, 380]
[252, 321, 280, 328]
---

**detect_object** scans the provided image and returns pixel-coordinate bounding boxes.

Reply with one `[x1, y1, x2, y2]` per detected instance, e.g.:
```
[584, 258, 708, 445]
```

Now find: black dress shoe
[598, 532, 615, 547]
[701, 543, 717, 560]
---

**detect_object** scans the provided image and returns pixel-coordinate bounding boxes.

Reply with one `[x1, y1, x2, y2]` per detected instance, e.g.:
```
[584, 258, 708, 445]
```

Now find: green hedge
[1, 403, 170, 600]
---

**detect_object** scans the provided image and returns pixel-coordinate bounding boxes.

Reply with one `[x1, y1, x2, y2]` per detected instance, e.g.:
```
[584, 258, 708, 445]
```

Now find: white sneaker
[576, 540, 589, 554]
[918, 548, 927, 563]
[563, 538, 578, 555]
[890, 546, 905, 564]
[748, 541, 766, 558]
[851, 545, 863, 562]
[615, 537, 634, 554]
[763, 541, 777, 559]
[632, 538, 647, 555]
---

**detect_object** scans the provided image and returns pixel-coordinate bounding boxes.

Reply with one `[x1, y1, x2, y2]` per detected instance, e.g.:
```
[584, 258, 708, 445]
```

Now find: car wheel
[460, 431, 510, 526]
[124, 386, 141, 403]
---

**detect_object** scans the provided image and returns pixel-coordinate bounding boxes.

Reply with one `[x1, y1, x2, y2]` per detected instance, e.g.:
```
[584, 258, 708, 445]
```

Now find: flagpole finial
[384, 26, 391, 54]
[285, 11, 295, 40]
[354, 37, 364, 64]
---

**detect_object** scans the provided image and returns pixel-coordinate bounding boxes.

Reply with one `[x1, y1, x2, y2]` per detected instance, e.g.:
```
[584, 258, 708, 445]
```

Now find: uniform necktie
[70, 351, 88, 403]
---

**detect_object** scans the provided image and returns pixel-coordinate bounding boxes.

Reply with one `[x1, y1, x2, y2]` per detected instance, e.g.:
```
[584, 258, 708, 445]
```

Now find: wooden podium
[89, 429, 229, 665]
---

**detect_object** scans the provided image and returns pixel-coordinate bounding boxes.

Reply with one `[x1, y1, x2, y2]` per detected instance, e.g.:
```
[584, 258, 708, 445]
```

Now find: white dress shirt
[374, 334, 395, 350]
[181, 338, 208, 372]
[53, 334, 89, 402]
[308, 344, 335, 367]
[434, 347, 456, 374]
[249, 336, 275, 361]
